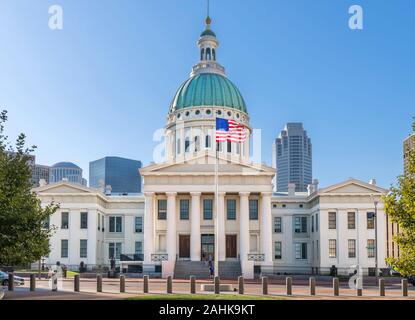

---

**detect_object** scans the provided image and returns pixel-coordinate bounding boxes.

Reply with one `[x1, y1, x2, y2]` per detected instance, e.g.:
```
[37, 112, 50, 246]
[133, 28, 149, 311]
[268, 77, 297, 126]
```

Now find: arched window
[185, 138, 190, 153]
[212, 49, 216, 61]
[205, 135, 211, 149]
[201, 48, 205, 61]
[195, 136, 200, 152]
[206, 48, 211, 60]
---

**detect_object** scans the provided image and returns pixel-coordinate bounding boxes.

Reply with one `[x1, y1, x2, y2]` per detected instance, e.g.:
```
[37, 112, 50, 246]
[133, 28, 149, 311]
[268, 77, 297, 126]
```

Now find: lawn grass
[127, 294, 284, 301]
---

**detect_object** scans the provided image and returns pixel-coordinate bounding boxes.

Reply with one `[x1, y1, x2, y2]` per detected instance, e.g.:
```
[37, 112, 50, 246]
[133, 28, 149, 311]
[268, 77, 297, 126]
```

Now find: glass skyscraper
[89, 157, 142, 194]
[272, 123, 312, 192]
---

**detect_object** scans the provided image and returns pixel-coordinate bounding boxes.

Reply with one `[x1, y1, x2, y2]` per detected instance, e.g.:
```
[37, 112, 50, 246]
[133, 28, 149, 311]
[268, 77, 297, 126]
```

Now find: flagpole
[214, 139, 219, 278]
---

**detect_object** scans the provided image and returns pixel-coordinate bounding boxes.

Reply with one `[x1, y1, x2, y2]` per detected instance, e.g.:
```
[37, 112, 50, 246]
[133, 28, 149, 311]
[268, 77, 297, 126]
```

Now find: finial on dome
[206, 16, 212, 26]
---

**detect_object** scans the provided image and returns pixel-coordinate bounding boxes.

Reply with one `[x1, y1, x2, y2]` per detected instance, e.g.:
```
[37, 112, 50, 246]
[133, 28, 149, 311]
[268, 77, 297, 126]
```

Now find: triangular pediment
[140, 154, 275, 176]
[319, 179, 387, 195]
[33, 182, 97, 194]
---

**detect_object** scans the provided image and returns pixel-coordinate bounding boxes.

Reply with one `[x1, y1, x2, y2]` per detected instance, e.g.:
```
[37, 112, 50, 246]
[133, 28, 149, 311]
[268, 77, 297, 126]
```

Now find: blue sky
[0, 0, 414, 188]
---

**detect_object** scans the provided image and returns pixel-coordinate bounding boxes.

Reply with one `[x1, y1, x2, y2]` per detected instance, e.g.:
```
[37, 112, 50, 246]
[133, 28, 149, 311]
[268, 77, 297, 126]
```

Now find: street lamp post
[374, 199, 379, 282]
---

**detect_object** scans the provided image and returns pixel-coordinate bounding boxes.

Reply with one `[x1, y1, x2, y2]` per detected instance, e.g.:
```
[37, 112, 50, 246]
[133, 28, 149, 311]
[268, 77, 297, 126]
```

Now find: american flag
[216, 118, 246, 143]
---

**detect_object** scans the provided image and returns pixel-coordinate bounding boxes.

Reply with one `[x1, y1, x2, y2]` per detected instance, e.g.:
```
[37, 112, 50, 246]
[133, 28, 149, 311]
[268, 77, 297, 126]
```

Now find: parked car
[0, 271, 25, 286]
[408, 276, 415, 286]
[389, 268, 401, 276]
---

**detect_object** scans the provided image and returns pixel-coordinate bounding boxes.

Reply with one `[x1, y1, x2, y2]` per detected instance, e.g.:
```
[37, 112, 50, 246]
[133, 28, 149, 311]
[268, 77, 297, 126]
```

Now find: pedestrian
[209, 265, 214, 278]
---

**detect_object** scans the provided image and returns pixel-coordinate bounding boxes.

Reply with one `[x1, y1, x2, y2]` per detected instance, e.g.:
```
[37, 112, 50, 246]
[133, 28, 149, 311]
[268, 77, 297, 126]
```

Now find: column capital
[166, 192, 178, 197]
[218, 192, 226, 197]
[239, 192, 251, 197]
[144, 192, 155, 198]
[190, 192, 202, 197]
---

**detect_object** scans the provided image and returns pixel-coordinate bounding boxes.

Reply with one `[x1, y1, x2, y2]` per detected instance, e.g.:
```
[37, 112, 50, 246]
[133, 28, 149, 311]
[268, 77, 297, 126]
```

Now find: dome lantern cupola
[191, 16, 225, 77]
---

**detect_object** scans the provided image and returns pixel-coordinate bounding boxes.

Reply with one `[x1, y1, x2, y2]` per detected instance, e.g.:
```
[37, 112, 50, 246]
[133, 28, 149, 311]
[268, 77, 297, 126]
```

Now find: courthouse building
[34, 16, 388, 279]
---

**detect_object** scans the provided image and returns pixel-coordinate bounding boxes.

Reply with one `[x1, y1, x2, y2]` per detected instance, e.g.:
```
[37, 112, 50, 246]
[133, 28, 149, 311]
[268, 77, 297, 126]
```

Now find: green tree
[0, 110, 58, 266]
[383, 149, 415, 276]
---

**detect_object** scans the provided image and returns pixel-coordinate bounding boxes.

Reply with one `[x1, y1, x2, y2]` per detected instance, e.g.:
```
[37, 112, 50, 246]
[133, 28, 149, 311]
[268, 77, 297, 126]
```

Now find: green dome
[170, 73, 247, 113]
[201, 29, 216, 37]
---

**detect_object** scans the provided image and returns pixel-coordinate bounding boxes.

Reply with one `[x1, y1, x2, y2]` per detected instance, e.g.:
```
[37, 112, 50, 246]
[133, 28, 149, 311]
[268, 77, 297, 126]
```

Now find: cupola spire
[191, 0, 226, 76]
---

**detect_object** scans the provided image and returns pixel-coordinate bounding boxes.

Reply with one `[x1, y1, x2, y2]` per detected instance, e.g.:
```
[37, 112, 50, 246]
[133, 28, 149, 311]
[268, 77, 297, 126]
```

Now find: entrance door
[179, 235, 190, 259]
[201, 234, 215, 261]
[226, 235, 237, 259]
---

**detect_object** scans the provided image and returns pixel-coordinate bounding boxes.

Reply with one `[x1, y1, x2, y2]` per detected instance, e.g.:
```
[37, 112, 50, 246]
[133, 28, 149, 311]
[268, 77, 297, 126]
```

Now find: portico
[140, 154, 275, 278]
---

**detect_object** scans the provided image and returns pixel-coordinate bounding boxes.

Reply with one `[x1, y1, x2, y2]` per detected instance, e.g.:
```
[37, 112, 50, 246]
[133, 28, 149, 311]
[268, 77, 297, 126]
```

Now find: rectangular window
[158, 200, 167, 220]
[227, 199, 236, 220]
[329, 239, 337, 258]
[109, 216, 122, 233]
[43, 216, 50, 229]
[294, 217, 307, 233]
[249, 200, 258, 220]
[367, 239, 376, 258]
[203, 199, 213, 220]
[80, 239, 88, 258]
[102, 216, 105, 232]
[328, 212, 337, 229]
[61, 212, 69, 229]
[367, 212, 375, 229]
[109, 242, 122, 260]
[61, 239, 68, 258]
[274, 217, 282, 233]
[348, 239, 356, 258]
[295, 243, 307, 260]
[275, 242, 282, 260]
[135, 241, 143, 254]
[135, 216, 143, 233]
[80, 212, 88, 229]
[98, 214, 101, 231]
[348, 212, 356, 229]
[180, 199, 190, 220]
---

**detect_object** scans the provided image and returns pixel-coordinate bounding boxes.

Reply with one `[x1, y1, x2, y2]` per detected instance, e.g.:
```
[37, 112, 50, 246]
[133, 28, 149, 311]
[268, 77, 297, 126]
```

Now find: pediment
[319, 179, 387, 195]
[140, 154, 275, 176]
[33, 182, 95, 194]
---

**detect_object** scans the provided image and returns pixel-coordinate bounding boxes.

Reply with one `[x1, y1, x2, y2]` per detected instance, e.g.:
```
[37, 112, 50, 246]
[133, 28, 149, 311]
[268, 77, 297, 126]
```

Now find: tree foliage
[0, 110, 58, 266]
[383, 148, 415, 276]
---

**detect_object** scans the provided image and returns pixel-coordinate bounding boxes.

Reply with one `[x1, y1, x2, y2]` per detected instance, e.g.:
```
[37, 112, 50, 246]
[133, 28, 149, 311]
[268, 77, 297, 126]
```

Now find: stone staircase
[218, 261, 242, 280]
[173, 261, 242, 280]
[174, 261, 211, 279]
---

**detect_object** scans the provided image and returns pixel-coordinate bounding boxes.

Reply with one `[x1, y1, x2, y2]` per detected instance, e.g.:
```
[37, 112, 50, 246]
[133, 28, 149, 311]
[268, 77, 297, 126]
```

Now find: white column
[261, 192, 273, 263]
[166, 192, 177, 261]
[144, 192, 155, 263]
[239, 192, 250, 261]
[87, 210, 98, 265]
[217, 192, 226, 261]
[190, 192, 202, 261]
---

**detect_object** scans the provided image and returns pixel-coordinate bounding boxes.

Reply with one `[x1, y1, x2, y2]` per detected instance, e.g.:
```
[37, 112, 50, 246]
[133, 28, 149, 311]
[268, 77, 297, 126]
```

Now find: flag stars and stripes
[215, 118, 246, 143]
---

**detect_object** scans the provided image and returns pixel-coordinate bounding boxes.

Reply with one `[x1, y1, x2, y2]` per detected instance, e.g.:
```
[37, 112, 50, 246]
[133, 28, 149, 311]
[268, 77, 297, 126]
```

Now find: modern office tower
[49, 162, 85, 184]
[272, 123, 312, 192]
[89, 157, 142, 194]
[32, 164, 50, 187]
[403, 118, 415, 174]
